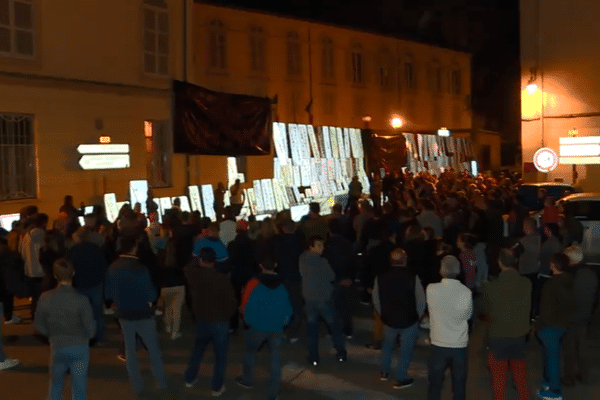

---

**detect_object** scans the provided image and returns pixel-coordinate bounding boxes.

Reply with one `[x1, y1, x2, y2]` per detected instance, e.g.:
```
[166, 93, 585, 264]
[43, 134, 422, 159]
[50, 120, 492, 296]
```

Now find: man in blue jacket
[236, 257, 292, 400]
[105, 235, 167, 396]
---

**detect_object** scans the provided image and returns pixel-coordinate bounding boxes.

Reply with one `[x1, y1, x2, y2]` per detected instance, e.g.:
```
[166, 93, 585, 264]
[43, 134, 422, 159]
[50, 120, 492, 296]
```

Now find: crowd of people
[0, 169, 597, 400]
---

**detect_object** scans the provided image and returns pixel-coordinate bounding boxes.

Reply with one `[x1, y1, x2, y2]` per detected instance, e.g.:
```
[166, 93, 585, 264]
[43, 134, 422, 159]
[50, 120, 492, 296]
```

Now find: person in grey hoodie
[299, 236, 347, 365]
[35, 258, 96, 400]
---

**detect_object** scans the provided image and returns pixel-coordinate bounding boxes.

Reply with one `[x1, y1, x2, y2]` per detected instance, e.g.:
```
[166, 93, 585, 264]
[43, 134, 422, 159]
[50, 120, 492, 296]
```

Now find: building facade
[521, 0, 600, 190]
[0, 0, 472, 216]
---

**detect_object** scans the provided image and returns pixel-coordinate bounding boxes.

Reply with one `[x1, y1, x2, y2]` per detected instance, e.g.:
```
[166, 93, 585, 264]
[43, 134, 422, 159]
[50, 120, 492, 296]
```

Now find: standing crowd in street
[0, 169, 598, 400]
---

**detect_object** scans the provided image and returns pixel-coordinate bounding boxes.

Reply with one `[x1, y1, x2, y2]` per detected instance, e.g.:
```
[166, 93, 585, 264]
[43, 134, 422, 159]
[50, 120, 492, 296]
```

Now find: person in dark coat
[228, 220, 259, 333]
[323, 218, 356, 338]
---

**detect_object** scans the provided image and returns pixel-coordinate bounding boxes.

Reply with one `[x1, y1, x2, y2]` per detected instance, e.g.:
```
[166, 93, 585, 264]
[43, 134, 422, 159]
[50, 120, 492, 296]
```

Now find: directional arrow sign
[77, 144, 130, 154]
[79, 154, 130, 170]
[560, 144, 600, 157]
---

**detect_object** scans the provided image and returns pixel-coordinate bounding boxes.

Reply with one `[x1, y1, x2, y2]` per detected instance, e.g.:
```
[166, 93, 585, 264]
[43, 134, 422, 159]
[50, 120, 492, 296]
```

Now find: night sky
[199, 0, 521, 163]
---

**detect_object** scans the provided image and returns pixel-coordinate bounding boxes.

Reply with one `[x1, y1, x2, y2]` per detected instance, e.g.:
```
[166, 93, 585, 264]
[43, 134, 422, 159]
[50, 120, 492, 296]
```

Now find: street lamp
[390, 117, 403, 129]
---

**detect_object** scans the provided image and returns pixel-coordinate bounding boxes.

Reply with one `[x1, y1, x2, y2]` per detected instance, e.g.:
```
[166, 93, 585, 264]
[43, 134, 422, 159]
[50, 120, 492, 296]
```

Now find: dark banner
[172, 80, 272, 155]
[363, 129, 407, 175]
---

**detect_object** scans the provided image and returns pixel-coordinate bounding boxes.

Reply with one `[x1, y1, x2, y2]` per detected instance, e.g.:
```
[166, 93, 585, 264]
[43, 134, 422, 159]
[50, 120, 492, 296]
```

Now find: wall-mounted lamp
[390, 117, 403, 129]
[526, 67, 538, 94]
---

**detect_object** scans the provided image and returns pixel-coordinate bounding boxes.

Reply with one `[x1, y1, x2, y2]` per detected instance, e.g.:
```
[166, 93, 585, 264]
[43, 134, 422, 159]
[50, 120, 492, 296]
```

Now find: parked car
[518, 182, 576, 211]
[558, 193, 600, 265]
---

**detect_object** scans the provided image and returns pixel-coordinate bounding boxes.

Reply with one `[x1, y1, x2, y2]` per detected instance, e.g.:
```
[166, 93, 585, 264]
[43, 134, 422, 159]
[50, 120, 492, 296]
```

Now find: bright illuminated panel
[291, 204, 309, 222]
[321, 127, 333, 158]
[336, 128, 345, 158]
[0, 213, 20, 231]
[471, 160, 479, 176]
[159, 198, 172, 216]
[272, 123, 288, 163]
[188, 186, 202, 214]
[104, 193, 118, 223]
[298, 125, 311, 160]
[308, 125, 320, 158]
[245, 188, 257, 215]
[227, 157, 238, 187]
[343, 128, 351, 159]
[560, 156, 600, 164]
[560, 144, 600, 157]
[559, 136, 600, 145]
[253, 180, 265, 214]
[437, 128, 451, 137]
[353, 129, 364, 158]
[288, 124, 302, 165]
[261, 179, 276, 212]
[200, 185, 216, 221]
[301, 159, 312, 186]
[172, 196, 191, 212]
[77, 144, 130, 154]
[129, 180, 149, 215]
[330, 127, 340, 158]
[144, 120, 153, 137]
[292, 166, 301, 187]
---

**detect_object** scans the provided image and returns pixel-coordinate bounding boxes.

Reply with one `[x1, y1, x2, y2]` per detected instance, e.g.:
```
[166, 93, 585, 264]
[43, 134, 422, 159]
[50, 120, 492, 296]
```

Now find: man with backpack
[236, 257, 292, 400]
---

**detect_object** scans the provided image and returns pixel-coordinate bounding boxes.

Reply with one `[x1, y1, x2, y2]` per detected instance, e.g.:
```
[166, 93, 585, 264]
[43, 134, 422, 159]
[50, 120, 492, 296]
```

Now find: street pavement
[1, 294, 599, 400]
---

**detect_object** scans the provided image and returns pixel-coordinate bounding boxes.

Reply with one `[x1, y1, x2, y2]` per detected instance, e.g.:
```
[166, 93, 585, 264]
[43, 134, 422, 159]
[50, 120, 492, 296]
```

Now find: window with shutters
[208, 19, 227, 72]
[0, 114, 36, 200]
[451, 68, 462, 95]
[321, 36, 334, 81]
[404, 56, 415, 90]
[145, 120, 172, 188]
[0, 0, 34, 58]
[351, 44, 363, 85]
[143, 0, 169, 76]
[286, 31, 301, 77]
[249, 25, 266, 74]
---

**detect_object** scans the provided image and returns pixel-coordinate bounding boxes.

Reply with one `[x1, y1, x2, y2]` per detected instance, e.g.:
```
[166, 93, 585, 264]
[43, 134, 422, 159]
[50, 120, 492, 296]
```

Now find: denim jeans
[49, 344, 90, 400]
[184, 321, 230, 391]
[305, 300, 346, 362]
[120, 318, 167, 393]
[428, 345, 468, 400]
[77, 284, 105, 342]
[0, 303, 7, 362]
[381, 322, 419, 382]
[537, 325, 567, 393]
[334, 285, 354, 336]
[241, 328, 284, 400]
[284, 281, 303, 338]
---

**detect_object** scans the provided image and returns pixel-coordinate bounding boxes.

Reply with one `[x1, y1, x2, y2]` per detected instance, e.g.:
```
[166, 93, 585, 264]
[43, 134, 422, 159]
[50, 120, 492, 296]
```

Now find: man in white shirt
[219, 207, 237, 247]
[426, 255, 473, 400]
[20, 213, 48, 319]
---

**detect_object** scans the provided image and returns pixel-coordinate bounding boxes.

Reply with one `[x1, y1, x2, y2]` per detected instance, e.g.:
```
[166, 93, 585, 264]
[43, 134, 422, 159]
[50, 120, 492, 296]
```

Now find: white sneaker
[0, 359, 19, 370]
[154, 309, 163, 316]
[103, 308, 115, 315]
[171, 331, 182, 340]
[211, 386, 226, 397]
[4, 315, 21, 325]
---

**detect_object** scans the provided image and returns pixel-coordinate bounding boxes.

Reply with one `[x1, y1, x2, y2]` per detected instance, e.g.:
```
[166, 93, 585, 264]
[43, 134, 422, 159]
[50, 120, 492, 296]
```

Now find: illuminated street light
[526, 83, 538, 94]
[390, 117, 403, 129]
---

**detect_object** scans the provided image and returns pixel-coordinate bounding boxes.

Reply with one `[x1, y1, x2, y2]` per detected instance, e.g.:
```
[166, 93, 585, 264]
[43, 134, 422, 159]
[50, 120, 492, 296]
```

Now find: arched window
[249, 25, 266, 73]
[208, 19, 227, 70]
[286, 31, 301, 76]
[321, 36, 334, 80]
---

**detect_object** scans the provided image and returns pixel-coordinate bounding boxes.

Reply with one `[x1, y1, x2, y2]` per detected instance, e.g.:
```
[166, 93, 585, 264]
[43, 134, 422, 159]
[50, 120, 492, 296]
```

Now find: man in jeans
[299, 236, 347, 365]
[35, 258, 95, 400]
[427, 255, 473, 400]
[236, 257, 292, 400]
[535, 253, 575, 400]
[183, 247, 237, 397]
[373, 248, 425, 389]
[481, 248, 532, 400]
[68, 227, 108, 344]
[105, 236, 167, 396]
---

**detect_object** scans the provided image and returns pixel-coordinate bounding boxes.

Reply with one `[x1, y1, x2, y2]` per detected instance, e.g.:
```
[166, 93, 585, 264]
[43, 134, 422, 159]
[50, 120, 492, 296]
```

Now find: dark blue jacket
[68, 242, 108, 289]
[241, 273, 292, 332]
[105, 256, 156, 320]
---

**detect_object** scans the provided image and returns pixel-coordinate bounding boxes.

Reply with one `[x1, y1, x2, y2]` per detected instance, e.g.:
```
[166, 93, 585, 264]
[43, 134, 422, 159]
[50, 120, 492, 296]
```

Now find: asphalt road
[1, 294, 599, 400]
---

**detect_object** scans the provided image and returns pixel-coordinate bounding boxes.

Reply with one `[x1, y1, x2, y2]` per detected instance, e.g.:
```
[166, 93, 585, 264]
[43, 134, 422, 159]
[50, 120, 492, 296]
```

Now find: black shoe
[393, 379, 414, 389]
[366, 342, 382, 350]
[235, 377, 252, 389]
[576, 374, 589, 385]
[379, 372, 389, 381]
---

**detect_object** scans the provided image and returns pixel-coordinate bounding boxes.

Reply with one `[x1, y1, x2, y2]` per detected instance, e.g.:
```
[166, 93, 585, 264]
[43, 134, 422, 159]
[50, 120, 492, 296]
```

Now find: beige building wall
[521, 0, 600, 190]
[0, 0, 472, 216]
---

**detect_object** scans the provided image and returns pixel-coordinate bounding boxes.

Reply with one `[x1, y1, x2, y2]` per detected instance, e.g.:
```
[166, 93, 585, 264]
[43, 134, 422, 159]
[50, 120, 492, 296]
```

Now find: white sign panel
[343, 128, 351, 160]
[159, 198, 172, 217]
[559, 136, 600, 164]
[273, 123, 288, 163]
[261, 179, 276, 212]
[129, 180, 149, 215]
[298, 124, 311, 160]
[79, 154, 130, 170]
[308, 125, 320, 158]
[330, 126, 340, 158]
[245, 188, 257, 215]
[0, 213, 20, 231]
[116, 201, 130, 213]
[77, 144, 130, 154]
[172, 196, 191, 212]
[336, 128, 345, 158]
[292, 166, 301, 187]
[300, 159, 312, 186]
[188, 186, 202, 214]
[200, 184, 216, 221]
[291, 204, 309, 222]
[253, 181, 265, 214]
[104, 193, 118, 223]
[288, 124, 302, 165]
[321, 127, 332, 158]
[353, 128, 364, 157]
